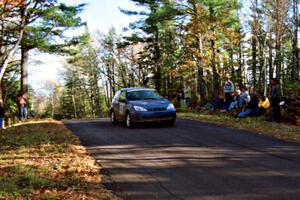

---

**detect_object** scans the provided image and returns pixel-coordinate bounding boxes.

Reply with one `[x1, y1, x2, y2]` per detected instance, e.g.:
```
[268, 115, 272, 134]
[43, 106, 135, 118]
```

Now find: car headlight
[167, 103, 175, 110]
[134, 105, 148, 112]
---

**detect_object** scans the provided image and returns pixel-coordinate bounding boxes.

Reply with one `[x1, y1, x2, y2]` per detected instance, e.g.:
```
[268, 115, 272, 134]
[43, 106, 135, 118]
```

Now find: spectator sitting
[238, 92, 259, 118]
[238, 86, 250, 108]
[211, 95, 225, 111]
[201, 102, 213, 110]
[228, 89, 241, 111]
[254, 94, 270, 116]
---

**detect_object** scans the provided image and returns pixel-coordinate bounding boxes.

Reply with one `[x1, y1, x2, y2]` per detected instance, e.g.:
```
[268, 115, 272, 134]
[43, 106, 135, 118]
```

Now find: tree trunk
[0, 30, 24, 82]
[211, 38, 219, 97]
[154, 30, 161, 93]
[209, 5, 220, 97]
[0, 5, 26, 82]
[230, 47, 235, 81]
[237, 37, 243, 87]
[0, 80, 3, 100]
[93, 71, 102, 118]
[71, 93, 77, 118]
[197, 34, 206, 104]
[104, 79, 110, 108]
[51, 95, 54, 118]
[21, 46, 29, 95]
[291, 0, 299, 81]
[275, 39, 282, 82]
[252, 35, 257, 90]
[111, 61, 116, 96]
[258, 40, 264, 93]
[268, 35, 273, 81]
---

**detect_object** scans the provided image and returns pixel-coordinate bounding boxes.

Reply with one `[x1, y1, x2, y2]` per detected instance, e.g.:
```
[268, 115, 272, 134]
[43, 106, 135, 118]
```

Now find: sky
[81, 0, 139, 33]
[29, 0, 139, 95]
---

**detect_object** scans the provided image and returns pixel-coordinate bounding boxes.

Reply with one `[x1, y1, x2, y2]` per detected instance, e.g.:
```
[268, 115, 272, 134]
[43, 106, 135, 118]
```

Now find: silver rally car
[110, 87, 176, 128]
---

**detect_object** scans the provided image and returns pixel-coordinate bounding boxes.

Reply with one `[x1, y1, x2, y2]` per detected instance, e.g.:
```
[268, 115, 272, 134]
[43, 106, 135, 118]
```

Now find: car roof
[120, 87, 155, 92]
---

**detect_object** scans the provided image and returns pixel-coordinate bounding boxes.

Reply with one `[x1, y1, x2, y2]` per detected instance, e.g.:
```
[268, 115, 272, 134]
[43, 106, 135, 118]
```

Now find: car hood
[128, 99, 171, 108]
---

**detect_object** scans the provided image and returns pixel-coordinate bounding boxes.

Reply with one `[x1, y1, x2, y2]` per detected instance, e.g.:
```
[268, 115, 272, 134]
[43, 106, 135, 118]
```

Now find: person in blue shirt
[223, 77, 235, 111]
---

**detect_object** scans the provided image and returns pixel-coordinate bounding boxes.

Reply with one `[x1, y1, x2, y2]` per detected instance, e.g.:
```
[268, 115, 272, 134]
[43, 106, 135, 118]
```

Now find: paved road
[64, 119, 300, 200]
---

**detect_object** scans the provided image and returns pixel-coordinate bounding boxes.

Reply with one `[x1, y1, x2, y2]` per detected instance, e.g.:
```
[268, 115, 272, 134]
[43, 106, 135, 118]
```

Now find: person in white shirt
[238, 85, 250, 108]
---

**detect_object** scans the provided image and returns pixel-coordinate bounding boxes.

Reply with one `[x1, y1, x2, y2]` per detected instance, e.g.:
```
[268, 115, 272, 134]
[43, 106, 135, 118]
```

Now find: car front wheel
[125, 112, 134, 128]
[111, 111, 118, 124]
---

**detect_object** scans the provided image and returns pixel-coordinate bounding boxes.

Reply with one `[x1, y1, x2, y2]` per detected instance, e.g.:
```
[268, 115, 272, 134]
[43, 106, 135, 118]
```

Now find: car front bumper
[130, 110, 176, 123]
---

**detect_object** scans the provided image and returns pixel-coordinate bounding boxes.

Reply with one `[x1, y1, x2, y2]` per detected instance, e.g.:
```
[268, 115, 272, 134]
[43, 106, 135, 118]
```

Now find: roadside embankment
[178, 112, 300, 144]
[0, 120, 121, 200]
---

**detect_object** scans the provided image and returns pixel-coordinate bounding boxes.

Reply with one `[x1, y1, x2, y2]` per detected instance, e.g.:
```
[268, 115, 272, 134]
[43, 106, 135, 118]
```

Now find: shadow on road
[64, 119, 300, 200]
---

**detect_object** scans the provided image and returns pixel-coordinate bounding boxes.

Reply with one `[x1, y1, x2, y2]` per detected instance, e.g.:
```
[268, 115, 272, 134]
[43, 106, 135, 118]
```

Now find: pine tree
[19, 0, 86, 95]
[121, 0, 181, 94]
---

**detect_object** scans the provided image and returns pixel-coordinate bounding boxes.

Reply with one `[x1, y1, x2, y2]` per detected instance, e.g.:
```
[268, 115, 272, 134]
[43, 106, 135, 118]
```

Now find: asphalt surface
[64, 119, 300, 200]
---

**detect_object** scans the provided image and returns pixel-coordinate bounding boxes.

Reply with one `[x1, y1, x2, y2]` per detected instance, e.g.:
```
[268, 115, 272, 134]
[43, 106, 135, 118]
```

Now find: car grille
[147, 108, 166, 111]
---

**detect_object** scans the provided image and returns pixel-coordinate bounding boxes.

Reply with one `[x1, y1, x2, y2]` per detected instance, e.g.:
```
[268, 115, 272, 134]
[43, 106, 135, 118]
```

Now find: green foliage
[284, 81, 300, 96]
[21, 1, 87, 53]
[13, 0, 299, 119]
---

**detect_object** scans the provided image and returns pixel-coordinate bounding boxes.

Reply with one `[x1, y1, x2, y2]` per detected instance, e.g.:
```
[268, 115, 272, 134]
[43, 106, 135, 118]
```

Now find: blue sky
[81, 0, 139, 33]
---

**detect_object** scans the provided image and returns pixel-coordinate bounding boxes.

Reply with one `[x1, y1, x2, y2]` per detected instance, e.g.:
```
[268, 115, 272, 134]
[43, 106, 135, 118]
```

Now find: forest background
[0, 0, 299, 124]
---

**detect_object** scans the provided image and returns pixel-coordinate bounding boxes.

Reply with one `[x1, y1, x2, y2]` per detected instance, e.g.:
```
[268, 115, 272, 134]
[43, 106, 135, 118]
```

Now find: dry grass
[178, 112, 300, 144]
[0, 120, 121, 200]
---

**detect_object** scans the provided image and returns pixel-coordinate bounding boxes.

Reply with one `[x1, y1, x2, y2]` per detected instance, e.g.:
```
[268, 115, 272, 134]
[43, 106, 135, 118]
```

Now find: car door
[112, 91, 121, 119]
[118, 90, 127, 120]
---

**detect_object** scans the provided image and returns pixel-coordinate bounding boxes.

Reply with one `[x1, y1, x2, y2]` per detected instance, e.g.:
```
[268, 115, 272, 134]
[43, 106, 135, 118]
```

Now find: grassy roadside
[0, 120, 121, 200]
[178, 112, 300, 144]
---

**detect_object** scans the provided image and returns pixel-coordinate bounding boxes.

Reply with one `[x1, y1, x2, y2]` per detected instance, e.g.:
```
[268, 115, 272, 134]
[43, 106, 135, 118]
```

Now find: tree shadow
[65, 119, 300, 200]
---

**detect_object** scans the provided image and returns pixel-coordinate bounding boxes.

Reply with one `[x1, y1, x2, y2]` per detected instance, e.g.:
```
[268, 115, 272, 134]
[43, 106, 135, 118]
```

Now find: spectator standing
[0, 99, 4, 129]
[223, 77, 235, 111]
[270, 78, 281, 123]
[177, 86, 186, 108]
[185, 86, 192, 108]
[17, 92, 27, 121]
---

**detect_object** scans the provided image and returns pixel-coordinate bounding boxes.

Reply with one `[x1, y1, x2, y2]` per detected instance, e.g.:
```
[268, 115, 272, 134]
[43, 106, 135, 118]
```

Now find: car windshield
[127, 90, 163, 101]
